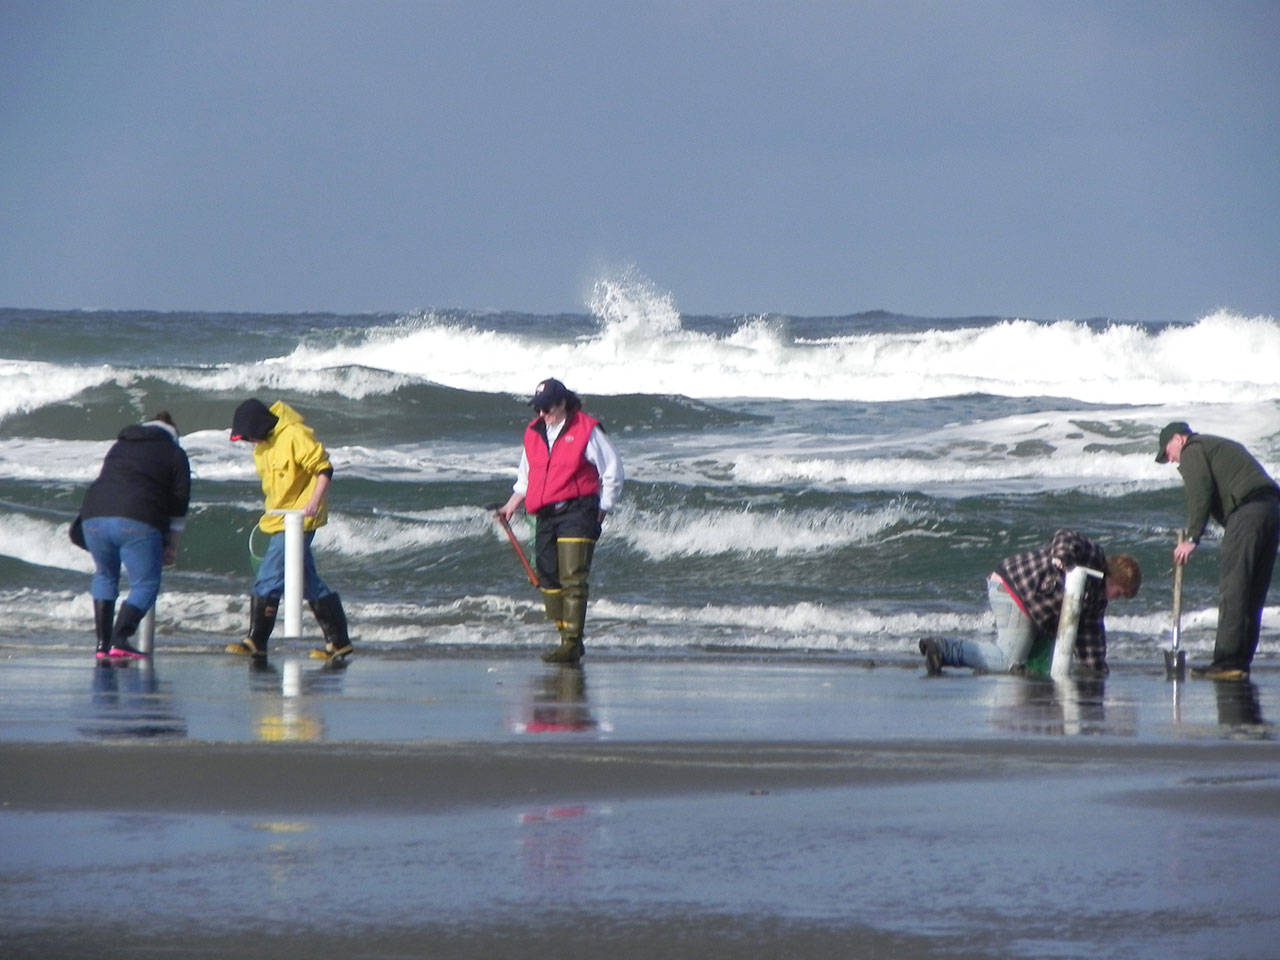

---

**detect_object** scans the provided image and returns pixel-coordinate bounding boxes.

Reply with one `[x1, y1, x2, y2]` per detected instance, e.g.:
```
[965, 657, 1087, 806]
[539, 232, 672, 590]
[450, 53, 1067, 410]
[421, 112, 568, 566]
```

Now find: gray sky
[2, 1, 1276, 321]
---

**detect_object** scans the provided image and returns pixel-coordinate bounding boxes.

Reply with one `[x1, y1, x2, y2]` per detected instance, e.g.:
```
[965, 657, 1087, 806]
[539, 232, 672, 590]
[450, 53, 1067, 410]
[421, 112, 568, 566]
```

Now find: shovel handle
[486, 503, 541, 588]
[1171, 528, 1186, 644]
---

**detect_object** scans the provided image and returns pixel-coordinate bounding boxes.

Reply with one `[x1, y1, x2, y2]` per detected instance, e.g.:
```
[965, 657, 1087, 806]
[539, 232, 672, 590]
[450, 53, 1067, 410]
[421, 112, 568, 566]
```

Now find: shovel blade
[1163, 648, 1186, 681]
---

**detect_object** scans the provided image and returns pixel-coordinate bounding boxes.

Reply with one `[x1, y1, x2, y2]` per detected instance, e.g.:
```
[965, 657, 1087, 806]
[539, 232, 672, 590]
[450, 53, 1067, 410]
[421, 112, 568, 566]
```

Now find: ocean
[2, 278, 1278, 666]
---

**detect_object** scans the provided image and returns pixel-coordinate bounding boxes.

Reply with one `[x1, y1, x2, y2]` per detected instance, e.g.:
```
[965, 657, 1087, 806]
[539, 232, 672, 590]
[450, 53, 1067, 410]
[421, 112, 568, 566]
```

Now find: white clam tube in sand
[268, 509, 305, 638]
[1050, 565, 1104, 679]
[137, 606, 155, 654]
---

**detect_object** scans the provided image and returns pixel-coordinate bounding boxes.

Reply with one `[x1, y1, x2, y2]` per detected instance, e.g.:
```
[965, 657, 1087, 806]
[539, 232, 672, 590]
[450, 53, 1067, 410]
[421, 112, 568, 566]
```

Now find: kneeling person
[921, 529, 1140, 677]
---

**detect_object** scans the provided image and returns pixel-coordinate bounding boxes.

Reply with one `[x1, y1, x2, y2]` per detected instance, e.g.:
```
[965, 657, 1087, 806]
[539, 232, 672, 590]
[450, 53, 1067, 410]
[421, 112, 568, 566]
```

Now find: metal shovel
[1164, 529, 1187, 681]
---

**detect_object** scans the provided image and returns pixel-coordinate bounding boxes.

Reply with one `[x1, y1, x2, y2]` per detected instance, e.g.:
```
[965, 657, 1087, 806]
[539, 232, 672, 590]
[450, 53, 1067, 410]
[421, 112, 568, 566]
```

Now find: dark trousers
[1214, 497, 1279, 669]
[534, 496, 602, 588]
[534, 496, 602, 642]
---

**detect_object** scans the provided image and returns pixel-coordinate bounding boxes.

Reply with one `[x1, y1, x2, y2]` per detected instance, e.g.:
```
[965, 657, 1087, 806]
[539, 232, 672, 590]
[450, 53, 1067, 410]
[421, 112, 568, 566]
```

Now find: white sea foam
[8, 583, 1250, 659]
[0, 360, 119, 419]
[301, 502, 927, 561]
[625, 400, 1279, 496]
[0, 432, 518, 486]
[0, 438, 112, 482]
[0, 358, 409, 427]
[323, 507, 494, 556]
[173, 361, 412, 398]
[615, 501, 921, 559]
[0, 514, 93, 573]
[262, 276, 1280, 404]
[338, 499, 925, 563]
[5, 278, 1277, 412]
[5, 398, 1274, 498]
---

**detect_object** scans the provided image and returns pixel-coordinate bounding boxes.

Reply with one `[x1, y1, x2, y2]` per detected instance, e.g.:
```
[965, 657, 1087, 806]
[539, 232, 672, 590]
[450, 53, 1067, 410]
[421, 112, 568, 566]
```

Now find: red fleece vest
[523, 411, 601, 513]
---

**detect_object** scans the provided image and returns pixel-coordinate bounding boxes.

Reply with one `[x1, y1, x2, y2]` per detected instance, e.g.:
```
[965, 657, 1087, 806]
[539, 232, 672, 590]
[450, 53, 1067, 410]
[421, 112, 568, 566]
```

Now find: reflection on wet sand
[989, 677, 1137, 737]
[510, 664, 605, 735]
[1214, 680, 1273, 740]
[987, 673, 1274, 741]
[517, 802, 608, 887]
[251, 658, 347, 743]
[78, 660, 187, 740]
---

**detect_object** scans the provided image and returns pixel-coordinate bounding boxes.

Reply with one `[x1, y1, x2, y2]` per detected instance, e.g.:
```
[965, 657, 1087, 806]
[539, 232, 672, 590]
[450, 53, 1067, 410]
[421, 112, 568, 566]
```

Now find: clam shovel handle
[1171, 529, 1186, 648]
[486, 503, 541, 588]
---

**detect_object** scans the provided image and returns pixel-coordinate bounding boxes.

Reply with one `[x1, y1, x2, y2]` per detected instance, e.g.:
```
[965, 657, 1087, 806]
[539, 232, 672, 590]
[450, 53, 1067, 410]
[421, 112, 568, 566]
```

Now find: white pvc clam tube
[137, 606, 155, 654]
[282, 658, 302, 697]
[270, 509, 305, 638]
[1050, 566, 1104, 680]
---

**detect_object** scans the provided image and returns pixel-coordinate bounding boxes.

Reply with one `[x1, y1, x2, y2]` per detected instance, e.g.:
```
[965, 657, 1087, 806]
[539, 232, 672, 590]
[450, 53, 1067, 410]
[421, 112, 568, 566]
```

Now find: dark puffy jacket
[1178, 434, 1278, 542]
[80, 424, 191, 534]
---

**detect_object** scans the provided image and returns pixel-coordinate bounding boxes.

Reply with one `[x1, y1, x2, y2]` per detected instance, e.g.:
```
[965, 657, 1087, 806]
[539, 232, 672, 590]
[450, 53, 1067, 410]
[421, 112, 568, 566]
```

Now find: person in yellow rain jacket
[227, 399, 352, 661]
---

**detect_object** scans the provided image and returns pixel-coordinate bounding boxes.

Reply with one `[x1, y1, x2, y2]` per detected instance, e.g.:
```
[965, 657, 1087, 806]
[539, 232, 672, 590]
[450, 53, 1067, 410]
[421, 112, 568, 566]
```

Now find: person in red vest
[498, 378, 624, 663]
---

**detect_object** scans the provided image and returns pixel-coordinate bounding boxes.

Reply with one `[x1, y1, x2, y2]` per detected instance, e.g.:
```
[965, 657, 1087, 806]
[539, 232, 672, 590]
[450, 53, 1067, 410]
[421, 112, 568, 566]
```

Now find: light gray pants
[939, 576, 1035, 672]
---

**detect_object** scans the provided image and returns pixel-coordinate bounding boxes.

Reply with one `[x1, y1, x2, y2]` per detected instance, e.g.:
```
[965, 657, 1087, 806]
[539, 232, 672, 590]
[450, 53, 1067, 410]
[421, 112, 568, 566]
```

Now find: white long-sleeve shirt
[512, 417, 624, 512]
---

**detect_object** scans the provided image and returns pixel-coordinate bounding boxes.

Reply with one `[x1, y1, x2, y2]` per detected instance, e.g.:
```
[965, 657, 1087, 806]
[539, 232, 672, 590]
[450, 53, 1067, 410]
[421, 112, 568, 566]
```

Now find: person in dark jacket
[497, 378, 624, 663]
[1157, 421, 1280, 680]
[76, 411, 191, 659]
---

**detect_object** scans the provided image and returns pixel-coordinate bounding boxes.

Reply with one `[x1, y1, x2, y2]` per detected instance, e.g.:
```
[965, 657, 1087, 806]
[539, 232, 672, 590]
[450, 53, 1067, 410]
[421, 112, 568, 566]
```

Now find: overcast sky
[2, 1, 1276, 321]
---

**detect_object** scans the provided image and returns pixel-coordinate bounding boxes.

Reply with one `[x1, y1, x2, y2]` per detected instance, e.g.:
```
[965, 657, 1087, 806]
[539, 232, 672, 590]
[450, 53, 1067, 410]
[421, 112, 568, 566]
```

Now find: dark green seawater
[2, 299, 1278, 665]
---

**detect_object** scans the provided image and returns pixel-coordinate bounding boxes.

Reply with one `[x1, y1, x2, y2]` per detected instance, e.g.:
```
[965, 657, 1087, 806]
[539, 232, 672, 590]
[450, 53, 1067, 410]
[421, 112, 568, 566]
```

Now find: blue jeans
[944, 577, 1036, 672]
[253, 530, 333, 601]
[82, 517, 165, 611]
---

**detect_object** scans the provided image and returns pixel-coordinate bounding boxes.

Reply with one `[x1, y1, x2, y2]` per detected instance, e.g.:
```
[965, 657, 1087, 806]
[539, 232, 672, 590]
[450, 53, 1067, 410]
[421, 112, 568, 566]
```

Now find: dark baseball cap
[529, 378, 569, 410]
[1155, 421, 1192, 463]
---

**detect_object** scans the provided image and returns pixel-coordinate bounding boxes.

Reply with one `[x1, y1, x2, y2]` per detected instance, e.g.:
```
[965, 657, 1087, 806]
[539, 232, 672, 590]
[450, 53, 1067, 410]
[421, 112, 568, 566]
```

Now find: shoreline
[5, 635, 1276, 673]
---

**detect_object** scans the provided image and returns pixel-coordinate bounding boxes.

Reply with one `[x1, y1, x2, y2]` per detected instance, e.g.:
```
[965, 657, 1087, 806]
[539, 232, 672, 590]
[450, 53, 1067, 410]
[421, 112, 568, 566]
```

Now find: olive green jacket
[1177, 434, 1277, 542]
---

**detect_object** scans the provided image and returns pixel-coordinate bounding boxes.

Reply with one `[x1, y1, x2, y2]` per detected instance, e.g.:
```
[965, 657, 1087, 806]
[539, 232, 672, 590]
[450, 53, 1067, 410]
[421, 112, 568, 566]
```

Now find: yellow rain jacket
[253, 401, 331, 533]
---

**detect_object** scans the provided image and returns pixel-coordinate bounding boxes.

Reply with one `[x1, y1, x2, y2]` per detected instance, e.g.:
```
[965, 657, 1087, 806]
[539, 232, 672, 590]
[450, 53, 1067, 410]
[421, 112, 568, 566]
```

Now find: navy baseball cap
[529, 378, 569, 410]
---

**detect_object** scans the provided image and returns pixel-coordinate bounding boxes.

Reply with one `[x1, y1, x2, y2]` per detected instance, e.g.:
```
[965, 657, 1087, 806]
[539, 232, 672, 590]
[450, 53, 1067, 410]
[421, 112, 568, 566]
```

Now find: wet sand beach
[2, 649, 1278, 959]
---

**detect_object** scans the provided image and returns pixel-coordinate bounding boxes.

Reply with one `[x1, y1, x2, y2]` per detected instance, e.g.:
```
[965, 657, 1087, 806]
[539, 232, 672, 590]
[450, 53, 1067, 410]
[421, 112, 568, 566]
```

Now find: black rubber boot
[309, 593, 353, 660]
[93, 599, 116, 659]
[919, 638, 944, 675]
[227, 595, 276, 658]
[108, 603, 148, 659]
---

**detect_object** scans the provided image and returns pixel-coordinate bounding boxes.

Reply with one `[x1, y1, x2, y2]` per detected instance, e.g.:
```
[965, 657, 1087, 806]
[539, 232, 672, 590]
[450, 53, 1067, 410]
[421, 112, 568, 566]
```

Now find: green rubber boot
[540, 586, 565, 626]
[540, 537, 594, 663]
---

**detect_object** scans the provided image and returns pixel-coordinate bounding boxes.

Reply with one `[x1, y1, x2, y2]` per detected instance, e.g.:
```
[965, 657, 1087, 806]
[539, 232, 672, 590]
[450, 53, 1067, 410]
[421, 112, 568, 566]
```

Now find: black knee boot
[108, 603, 148, 659]
[93, 599, 115, 659]
[309, 593, 353, 660]
[227, 595, 276, 658]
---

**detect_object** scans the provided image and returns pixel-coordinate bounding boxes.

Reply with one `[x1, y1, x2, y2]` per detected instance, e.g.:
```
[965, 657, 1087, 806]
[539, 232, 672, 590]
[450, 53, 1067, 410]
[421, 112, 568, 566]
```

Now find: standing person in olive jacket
[498, 378, 624, 664]
[1157, 421, 1280, 680]
[228, 398, 352, 661]
[76, 411, 191, 659]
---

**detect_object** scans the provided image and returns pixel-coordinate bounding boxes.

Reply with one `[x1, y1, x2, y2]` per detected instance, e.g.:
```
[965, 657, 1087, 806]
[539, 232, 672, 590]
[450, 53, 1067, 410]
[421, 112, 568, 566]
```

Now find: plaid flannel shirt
[995, 529, 1109, 669]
